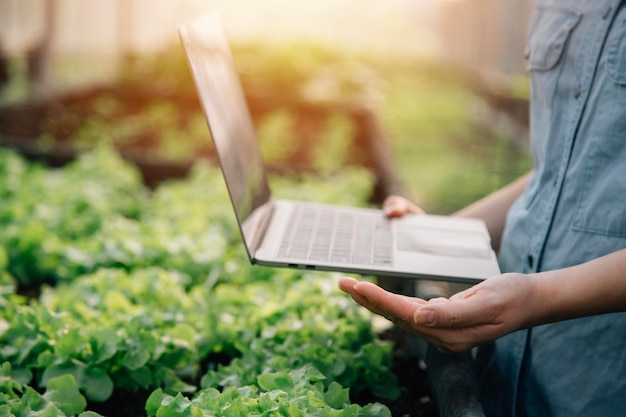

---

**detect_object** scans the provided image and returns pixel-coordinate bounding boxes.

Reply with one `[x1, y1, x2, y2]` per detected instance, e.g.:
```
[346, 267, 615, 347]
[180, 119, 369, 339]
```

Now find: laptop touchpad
[397, 226, 492, 259]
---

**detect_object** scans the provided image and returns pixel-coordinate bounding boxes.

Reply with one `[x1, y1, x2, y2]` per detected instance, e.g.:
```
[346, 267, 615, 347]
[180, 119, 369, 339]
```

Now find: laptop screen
[179, 13, 272, 255]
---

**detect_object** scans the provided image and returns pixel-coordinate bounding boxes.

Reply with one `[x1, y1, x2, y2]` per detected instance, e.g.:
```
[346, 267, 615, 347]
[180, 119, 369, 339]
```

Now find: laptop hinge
[245, 201, 275, 259]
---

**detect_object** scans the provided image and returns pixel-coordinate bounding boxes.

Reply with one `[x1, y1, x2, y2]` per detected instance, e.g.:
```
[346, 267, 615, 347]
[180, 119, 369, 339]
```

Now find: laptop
[178, 12, 501, 284]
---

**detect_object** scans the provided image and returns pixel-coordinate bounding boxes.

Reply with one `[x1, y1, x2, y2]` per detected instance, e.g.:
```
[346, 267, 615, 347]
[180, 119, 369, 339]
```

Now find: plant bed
[0, 148, 437, 417]
[0, 84, 402, 199]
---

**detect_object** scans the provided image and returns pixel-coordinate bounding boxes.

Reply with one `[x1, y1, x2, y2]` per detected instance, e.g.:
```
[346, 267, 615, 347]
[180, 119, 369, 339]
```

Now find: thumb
[413, 301, 484, 329]
[413, 307, 439, 327]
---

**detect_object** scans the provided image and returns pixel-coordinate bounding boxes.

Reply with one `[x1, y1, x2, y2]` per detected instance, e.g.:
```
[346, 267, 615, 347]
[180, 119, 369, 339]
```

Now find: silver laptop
[178, 12, 500, 284]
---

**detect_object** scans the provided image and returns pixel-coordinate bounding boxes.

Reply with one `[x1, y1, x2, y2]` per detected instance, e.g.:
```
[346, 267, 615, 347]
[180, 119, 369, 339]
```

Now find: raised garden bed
[0, 82, 403, 203]
[0, 146, 437, 416]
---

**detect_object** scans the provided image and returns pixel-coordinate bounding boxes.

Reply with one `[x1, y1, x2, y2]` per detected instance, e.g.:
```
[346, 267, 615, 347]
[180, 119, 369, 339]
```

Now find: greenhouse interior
[1, 1, 533, 416]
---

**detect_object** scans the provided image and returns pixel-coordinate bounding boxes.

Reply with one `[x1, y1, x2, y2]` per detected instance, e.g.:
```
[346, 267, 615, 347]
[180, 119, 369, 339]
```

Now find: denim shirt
[478, 1, 626, 416]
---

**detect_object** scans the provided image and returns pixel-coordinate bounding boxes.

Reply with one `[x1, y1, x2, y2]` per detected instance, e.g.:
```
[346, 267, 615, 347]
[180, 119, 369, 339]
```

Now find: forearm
[453, 171, 532, 252]
[529, 248, 626, 327]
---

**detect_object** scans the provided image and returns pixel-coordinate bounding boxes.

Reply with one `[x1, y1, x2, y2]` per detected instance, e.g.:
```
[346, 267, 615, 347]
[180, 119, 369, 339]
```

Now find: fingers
[339, 277, 479, 331]
[338, 277, 484, 352]
[341, 279, 427, 330]
[338, 277, 373, 310]
[383, 195, 425, 217]
[338, 276, 358, 292]
[338, 277, 393, 318]
[339, 278, 477, 332]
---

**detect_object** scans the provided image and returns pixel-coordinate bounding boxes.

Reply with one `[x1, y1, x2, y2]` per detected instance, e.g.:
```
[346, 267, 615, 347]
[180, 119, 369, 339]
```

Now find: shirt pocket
[573, 133, 626, 238]
[526, 6, 581, 71]
[526, 5, 581, 109]
[573, 18, 626, 239]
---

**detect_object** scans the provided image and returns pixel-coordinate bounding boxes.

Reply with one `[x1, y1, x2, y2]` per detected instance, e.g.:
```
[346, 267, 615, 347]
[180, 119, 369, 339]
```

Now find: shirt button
[527, 254, 534, 269]
[575, 85, 582, 98]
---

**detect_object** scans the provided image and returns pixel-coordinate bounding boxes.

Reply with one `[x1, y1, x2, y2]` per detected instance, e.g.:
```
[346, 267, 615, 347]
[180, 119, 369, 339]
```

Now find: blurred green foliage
[2, 40, 532, 214]
[118, 41, 533, 212]
[376, 61, 532, 212]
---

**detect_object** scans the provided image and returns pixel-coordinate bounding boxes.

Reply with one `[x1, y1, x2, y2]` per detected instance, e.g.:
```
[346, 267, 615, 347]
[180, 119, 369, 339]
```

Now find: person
[339, 1, 626, 416]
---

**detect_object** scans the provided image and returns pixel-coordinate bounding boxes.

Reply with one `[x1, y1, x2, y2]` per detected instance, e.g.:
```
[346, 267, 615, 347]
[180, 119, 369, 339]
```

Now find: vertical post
[499, 0, 531, 74]
[118, 0, 133, 59]
[31, 0, 56, 101]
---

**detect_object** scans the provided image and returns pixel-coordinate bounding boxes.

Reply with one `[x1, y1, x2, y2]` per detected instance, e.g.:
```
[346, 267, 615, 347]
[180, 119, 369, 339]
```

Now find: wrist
[521, 272, 554, 328]
[525, 268, 581, 327]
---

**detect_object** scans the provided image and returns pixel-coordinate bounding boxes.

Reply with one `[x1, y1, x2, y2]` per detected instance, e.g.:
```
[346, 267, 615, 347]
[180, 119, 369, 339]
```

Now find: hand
[338, 274, 536, 353]
[382, 195, 425, 217]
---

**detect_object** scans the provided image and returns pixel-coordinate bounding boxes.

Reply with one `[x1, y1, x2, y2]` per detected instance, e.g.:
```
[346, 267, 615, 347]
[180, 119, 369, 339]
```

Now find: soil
[372, 328, 438, 417]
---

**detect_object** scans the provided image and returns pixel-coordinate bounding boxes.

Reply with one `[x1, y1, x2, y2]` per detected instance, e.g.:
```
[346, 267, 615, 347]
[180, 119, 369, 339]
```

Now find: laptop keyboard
[277, 206, 392, 266]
